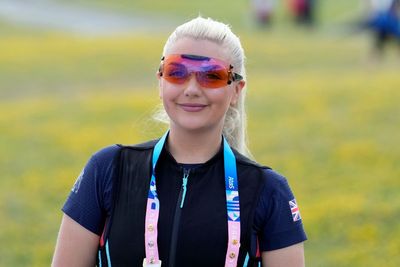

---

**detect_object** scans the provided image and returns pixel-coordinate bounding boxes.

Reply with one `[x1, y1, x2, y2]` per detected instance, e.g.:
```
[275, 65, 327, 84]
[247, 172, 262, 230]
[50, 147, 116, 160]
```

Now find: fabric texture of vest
[97, 139, 270, 267]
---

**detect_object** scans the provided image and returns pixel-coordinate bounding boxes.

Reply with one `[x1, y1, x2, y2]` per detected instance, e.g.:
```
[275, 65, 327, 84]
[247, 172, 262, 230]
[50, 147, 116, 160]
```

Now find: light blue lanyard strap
[148, 131, 169, 200]
[146, 131, 241, 266]
[223, 137, 238, 190]
[243, 253, 250, 267]
[151, 134, 239, 204]
[150, 132, 240, 222]
[223, 137, 240, 222]
[105, 240, 112, 267]
[152, 131, 169, 173]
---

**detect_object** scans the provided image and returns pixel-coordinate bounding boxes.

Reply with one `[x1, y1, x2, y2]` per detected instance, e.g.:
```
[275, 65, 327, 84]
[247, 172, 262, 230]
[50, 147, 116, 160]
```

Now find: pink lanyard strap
[143, 132, 241, 267]
[223, 137, 241, 267]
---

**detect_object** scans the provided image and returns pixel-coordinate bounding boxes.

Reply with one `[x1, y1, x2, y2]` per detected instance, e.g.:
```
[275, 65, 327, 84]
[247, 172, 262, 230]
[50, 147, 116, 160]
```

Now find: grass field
[1, 1, 400, 266]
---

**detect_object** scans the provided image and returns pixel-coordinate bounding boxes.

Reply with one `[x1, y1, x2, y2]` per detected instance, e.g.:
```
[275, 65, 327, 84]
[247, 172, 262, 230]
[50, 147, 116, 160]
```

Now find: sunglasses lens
[163, 63, 189, 84]
[196, 67, 229, 88]
[161, 54, 231, 89]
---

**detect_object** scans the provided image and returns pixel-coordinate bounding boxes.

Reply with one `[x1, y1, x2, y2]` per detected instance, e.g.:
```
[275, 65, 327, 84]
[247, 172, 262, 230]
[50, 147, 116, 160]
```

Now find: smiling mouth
[178, 103, 207, 112]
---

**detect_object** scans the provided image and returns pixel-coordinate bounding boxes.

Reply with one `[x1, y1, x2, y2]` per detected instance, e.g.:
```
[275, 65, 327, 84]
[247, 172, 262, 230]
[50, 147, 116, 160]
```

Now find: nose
[183, 74, 202, 97]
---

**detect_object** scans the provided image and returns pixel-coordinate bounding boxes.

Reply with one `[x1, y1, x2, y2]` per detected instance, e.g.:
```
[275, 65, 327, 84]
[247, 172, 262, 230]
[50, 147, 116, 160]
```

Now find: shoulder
[85, 139, 159, 174]
[233, 149, 270, 170]
[83, 145, 121, 175]
[253, 169, 307, 251]
[233, 150, 291, 194]
[234, 150, 289, 195]
[233, 149, 283, 185]
[118, 139, 158, 151]
[91, 144, 121, 162]
[62, 145, 121, 234]
[261, 168, 291, 193]
[92, 139, 159, 162]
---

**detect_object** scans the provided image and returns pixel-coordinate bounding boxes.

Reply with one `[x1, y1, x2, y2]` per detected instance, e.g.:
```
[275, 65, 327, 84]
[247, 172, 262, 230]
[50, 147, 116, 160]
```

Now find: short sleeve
[62, 145, 119, 235]
[254, 169, 307, 251]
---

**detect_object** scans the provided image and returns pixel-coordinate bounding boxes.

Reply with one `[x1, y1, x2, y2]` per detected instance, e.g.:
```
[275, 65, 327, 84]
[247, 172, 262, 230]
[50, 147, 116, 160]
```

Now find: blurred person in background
[361, 0, 400, 57]
[251, 0, 276, 27]
[288, 0, 316, 26]
[52, 16, 306, 267]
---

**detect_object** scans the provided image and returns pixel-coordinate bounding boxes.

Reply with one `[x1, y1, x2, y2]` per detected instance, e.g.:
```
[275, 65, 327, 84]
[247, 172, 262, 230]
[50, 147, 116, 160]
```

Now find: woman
[52, 17, 307, 267]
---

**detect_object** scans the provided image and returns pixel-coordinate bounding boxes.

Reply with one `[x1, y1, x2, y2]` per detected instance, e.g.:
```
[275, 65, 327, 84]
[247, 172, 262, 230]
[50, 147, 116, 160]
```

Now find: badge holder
[143, 259, 162, 267]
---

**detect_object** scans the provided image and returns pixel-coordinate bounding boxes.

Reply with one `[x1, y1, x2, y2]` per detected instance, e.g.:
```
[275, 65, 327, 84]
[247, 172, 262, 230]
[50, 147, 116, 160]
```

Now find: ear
[230, 80, 245, 106]
[156, 70, 162, 81]
[156, 71, 163, 99]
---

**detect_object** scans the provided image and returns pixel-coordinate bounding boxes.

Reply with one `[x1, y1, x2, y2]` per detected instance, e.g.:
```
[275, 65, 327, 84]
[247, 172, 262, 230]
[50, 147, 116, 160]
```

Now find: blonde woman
[52, 17, 307, 267]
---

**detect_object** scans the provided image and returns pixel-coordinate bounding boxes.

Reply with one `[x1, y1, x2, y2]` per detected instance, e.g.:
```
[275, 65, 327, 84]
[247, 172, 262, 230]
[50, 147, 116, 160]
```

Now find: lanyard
[143, 131, 241, 267]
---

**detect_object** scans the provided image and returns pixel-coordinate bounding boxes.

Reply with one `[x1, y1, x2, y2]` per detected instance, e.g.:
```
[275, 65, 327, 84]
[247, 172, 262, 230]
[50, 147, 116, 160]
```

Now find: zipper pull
[180, 169, 190, 208]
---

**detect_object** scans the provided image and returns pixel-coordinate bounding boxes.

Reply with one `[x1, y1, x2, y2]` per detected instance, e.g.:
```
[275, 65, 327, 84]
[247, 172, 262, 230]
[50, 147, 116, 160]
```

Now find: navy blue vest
[97, 140, 268, 266]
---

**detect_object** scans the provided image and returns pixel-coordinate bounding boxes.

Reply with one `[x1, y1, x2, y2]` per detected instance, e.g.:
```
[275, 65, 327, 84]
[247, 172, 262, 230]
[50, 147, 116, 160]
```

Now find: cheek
[160, 81, 176, 99]
[209, 87, 234, 106]
[160, 83, 182, 108]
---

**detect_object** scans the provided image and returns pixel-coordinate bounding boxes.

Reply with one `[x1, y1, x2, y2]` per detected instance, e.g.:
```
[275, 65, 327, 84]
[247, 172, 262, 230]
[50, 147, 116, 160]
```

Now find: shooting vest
[97, 139, 268, 267]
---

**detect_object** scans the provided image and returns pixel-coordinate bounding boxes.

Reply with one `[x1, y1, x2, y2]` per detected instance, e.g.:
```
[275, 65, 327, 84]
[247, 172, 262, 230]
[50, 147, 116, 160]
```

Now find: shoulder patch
[289, 199, 302, 222]
[71, 168, 84, 194]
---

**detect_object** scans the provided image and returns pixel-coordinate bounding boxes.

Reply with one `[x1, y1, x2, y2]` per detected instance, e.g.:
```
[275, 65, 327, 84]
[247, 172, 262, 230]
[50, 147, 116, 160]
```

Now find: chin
[179, 124, 209, 132]
[174, 121, 224, 135]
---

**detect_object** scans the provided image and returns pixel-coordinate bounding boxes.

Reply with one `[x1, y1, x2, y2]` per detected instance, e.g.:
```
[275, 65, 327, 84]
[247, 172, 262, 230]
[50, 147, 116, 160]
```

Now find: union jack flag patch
[289, 199, 301, 222]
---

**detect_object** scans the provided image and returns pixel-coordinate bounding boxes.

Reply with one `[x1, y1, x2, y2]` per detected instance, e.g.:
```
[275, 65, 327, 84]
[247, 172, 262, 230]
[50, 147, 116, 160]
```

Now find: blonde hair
[154, 16, 252, 157]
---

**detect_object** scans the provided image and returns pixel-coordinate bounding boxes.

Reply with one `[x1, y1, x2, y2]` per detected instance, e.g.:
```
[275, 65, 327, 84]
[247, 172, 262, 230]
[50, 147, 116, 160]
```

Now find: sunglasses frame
[158, 54, 243, 87]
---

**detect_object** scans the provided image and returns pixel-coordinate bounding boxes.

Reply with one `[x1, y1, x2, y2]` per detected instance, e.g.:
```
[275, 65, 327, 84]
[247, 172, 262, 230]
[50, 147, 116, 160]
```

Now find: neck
[167, 127, 223, 164]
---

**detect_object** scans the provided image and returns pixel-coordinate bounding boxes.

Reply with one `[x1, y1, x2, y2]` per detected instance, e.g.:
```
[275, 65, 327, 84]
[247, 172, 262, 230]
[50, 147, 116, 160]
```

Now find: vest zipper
[180, 169, 190, 208]
[168, 168, 190, 267]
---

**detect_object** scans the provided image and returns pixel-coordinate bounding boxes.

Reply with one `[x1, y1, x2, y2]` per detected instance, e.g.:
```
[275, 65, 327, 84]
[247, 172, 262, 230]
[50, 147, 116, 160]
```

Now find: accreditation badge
[143, 259, 162, 267]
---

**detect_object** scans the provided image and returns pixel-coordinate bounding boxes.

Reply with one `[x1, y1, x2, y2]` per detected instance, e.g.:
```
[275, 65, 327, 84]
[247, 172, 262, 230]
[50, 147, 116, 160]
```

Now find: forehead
[166, 37, 230, 63]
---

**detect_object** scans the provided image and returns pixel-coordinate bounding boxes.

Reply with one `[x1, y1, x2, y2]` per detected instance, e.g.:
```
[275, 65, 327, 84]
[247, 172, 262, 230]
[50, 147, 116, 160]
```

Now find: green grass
[1, 1, 400, 266]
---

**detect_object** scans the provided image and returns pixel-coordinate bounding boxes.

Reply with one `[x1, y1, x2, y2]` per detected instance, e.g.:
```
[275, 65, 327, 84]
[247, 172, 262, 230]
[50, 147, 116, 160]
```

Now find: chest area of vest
[106, 149, 259, 266]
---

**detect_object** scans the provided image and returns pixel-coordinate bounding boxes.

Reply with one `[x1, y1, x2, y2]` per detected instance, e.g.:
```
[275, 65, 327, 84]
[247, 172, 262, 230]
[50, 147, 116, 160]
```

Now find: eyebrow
[199, 64, 224, 71]
[167, 62, 186, 67]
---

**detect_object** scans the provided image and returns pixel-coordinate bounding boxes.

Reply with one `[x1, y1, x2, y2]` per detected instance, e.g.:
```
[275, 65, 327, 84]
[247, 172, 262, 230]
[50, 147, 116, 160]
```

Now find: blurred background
[0, 0, 399, 266]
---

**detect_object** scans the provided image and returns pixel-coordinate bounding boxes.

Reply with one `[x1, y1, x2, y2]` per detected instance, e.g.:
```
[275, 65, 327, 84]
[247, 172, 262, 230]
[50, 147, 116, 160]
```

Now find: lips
[178, 103, 208, 112]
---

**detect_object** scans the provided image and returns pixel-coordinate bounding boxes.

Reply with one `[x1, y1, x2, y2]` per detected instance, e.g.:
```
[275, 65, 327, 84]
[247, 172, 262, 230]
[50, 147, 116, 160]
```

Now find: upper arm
[254, 170, 307, 266]
[53, 147, 117, 266]
[255, 170, 307, 251]
[52, 214, 100, 267]
[262, 242, 305, 267]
